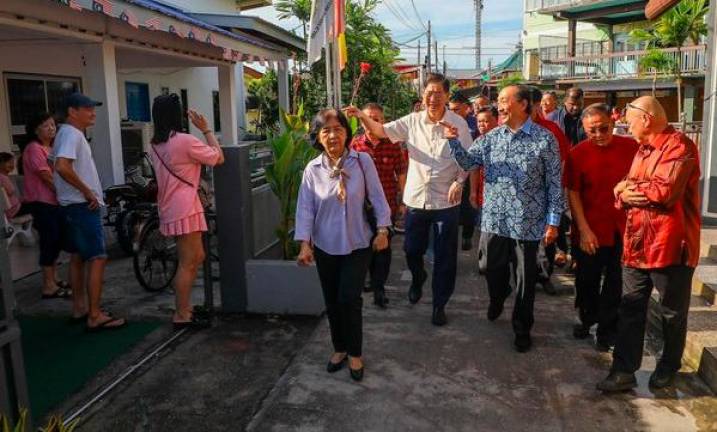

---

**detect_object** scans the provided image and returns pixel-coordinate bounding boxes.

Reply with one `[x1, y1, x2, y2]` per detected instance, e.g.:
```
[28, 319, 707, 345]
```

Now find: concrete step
[648, 292, 717, 394]
[694, 257, 717, 305]
[699, 227, 717, 259]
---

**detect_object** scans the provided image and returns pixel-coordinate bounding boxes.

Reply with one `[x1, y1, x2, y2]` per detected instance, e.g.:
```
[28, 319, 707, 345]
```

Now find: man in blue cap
[51, 93, 126, 332]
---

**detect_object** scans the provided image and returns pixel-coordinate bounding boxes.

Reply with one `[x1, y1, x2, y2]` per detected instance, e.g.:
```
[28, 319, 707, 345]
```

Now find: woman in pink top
[21, 113, 72, 299]
[150, 94, 224, 328]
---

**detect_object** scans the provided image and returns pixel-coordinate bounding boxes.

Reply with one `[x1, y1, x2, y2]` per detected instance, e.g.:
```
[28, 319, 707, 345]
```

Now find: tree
[638, 48, 677, 96]
[246, 69, 279, 136]
[274, 0, 311, 41]
[497, 73, 523, 91]
[630, 0, 709, 119]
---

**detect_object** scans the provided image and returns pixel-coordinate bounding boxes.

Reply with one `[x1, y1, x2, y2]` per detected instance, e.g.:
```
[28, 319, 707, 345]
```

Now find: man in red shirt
[469, 106, 500, 211]
[597, 96, 700, 392]
[351, 102, 408, 308]
[528, 87, 571, 295]
[565, 104, 638, 351]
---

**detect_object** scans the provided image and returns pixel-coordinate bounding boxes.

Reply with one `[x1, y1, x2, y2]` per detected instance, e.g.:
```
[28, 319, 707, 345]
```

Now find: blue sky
[248, 0, 524, 70]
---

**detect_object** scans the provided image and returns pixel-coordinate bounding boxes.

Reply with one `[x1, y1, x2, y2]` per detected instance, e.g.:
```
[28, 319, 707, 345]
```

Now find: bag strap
[151, 144, 195, 189]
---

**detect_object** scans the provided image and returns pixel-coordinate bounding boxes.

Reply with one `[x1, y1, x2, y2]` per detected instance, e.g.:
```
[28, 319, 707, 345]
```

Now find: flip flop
[41, 287, 72, 299]
[69, 313, 88, 324]
[86, 316, 127, 333]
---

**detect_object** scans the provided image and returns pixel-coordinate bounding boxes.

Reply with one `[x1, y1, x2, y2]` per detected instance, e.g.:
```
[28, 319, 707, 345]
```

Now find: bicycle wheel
[115, 210, 135, 256]
[133, 220, 178, 292]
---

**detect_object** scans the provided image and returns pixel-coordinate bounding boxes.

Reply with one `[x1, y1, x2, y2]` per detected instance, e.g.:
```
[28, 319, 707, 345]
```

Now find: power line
[409, 0, 428, 31]
[383, 0, 422, 32]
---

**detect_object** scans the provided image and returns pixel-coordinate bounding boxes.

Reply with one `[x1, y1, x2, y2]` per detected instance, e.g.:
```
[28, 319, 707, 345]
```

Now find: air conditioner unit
[120, 121, 153, 171]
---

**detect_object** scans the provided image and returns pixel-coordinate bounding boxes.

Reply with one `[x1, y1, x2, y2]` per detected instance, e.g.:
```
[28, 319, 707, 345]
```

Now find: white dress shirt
[384, 109, 472, 210]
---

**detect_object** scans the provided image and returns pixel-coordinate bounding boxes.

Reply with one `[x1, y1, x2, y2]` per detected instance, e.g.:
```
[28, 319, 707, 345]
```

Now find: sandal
[41, 287, 72, 299]
[86, 316, 127, 333]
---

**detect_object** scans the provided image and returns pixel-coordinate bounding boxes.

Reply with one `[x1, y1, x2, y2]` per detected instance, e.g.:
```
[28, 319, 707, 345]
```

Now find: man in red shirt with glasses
[565, 103, 638, 351]
[597, 96, 700, 392]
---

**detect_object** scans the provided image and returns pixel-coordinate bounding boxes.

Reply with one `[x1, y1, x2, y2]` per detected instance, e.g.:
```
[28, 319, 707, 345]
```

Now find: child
[0, 152, 26, 218]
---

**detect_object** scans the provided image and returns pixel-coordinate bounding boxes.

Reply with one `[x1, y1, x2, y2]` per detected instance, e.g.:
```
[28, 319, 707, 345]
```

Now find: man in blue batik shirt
[442, 84, 565, 353]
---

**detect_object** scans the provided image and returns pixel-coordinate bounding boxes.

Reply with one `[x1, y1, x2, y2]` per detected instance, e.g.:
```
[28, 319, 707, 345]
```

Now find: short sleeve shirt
[51, 124, 105, 206]
[151, 132, 220, 224]
[383, 110, 472, 210]
[565, 135, 639, 246]
[22, 141, 58, 205]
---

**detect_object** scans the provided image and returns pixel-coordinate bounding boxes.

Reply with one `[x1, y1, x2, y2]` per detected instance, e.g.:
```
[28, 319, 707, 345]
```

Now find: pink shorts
[160, 212, 207, 237]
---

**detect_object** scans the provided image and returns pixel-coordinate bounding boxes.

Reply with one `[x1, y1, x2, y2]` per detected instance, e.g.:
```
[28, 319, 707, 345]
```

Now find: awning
[49, 0, 292, 62]
[543, 0, 648, 25]
[645, 0, 680, 20]
[190, 13, 305, 53]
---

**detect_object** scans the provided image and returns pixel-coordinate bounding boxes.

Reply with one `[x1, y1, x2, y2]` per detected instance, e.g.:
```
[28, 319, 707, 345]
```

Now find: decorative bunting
[205, 33, 217, 46]
[92, 0, 113, 15]
[144, 16, 161, 30]
[120, 9, 138, 28]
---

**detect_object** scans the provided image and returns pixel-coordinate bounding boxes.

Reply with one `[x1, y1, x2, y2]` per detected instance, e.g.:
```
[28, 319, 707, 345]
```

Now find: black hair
[581, 103, 612, 119]
[527, 86, 543, 104]
[477, 106, 499, 119]
[567, 87, 584, 99]
[151, 93, 184, 144]
[0, 152, 14, 164]
[509, 84, 533, 115]
[449, 92, 470, 105]
[361, 102, 384, 112]
[309, 109, 353, 152]
[425, 73, 451, 93]
[543, 90, 558, 99]
[24, 112, 54, 147]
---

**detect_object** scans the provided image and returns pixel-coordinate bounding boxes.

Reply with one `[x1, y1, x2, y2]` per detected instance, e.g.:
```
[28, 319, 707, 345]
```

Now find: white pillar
[234, 62, 248, 139]
[82, 40, 124, 187]
[277, 59, 290, 114]
[218, 63, 239, 147]
[701, 2, 717, 217]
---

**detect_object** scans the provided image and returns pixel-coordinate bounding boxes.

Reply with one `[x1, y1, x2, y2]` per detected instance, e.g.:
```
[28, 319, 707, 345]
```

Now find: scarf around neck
[325, 149, 350, 202]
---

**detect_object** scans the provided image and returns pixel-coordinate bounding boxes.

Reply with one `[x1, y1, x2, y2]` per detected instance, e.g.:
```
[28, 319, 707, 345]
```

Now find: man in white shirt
[52, 93, 126, 331]
[345, 73, 473, 326]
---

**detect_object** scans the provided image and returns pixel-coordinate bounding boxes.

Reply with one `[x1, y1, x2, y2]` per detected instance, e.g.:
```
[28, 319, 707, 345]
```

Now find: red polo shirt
[351, 133, 407, 216]
[618, 127, 701, 268]
[566, 135, 639, 247]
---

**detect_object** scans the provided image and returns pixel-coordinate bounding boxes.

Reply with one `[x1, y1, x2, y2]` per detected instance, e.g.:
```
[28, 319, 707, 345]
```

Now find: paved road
[248, 239, 717, 432]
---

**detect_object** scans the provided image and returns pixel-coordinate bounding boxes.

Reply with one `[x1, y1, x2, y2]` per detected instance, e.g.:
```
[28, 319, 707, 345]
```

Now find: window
[212, 90, 221, 132]
[125, 82, 150, 122]
[4, 73, 80, 152]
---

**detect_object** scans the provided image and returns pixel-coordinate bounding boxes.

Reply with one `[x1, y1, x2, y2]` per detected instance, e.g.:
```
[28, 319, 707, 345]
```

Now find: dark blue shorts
[62, 203, 107, 261]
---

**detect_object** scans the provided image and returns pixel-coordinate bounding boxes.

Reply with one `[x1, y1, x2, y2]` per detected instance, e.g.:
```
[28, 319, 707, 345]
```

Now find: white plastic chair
[1, 187, 34, 248]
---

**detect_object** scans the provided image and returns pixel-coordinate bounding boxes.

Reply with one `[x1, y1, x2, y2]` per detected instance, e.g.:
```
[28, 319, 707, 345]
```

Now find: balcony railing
[539, 45, 706, 81]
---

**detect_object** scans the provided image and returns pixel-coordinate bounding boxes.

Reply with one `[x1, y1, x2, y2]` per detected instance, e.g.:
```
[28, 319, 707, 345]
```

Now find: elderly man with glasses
[597, 96, 700, 392]
[565, 103, 638, 352]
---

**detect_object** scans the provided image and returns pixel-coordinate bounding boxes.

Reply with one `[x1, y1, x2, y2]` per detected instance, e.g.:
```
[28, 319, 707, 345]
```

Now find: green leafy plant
[497, 73, 524, 91]
[630, 0, 708, 118]
[638, 48, 677, 95]
[39, 415, 79, 432]
[264, 104, 317, 260]
[0, 410, 79, 432]
[1, 409, 26, 432]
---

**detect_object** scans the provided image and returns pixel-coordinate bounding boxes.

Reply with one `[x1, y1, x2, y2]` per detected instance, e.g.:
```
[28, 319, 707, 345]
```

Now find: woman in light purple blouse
[295, 109, 391, 382]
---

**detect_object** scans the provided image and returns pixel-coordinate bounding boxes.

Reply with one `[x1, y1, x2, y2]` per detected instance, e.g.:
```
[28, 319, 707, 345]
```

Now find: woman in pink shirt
[150, 94, 224, 328]
[21, 113, 73, 299]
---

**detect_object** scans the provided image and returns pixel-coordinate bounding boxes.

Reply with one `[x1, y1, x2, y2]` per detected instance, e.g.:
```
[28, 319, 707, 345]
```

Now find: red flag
[92, 0, 113, 15]
[120, 9, 138, 28]
[144, 16, 161, 30]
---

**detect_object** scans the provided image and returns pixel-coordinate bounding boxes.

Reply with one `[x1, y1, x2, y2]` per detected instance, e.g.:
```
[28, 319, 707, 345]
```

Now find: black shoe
[541, 280, 557, 295]
[326, 356, 347, 373]
[432, 306, 447, 326]
[362, 284, 372, 293]
[596, 371, 637, 392]
[408, 269, 427, 304]
[461, 237, 472, 251]
[350, 366, 364, 382]
[514, 334, 532, 353]
[573, 323, 591, 339]
[373, 291, 389, 309]
[649, 369, 676, 389]
[487, 301, 504, 322]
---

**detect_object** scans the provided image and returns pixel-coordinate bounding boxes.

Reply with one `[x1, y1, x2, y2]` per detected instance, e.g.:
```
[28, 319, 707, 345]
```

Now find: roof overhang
[237, 0, 273, 11]
[542, 0, 648, 25]
[645, 0, 679, 20]
[190, 13, 305, 53]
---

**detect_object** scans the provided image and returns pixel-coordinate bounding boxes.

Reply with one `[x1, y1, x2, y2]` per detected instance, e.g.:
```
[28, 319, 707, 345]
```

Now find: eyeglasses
[586, 125, 611, 134]
[622, 103, 653, 118]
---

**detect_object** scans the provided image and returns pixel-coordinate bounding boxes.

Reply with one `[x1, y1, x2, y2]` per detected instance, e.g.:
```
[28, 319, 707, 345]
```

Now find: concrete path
[247, 240, 717, 432]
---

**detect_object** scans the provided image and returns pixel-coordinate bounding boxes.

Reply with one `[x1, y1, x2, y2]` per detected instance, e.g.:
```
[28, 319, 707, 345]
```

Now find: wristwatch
[377, 227, 390, 235]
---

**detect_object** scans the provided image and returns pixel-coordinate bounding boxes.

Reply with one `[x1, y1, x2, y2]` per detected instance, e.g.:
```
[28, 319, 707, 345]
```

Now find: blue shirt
[295, 150, 392, 255]
[448, 119, 565, 241]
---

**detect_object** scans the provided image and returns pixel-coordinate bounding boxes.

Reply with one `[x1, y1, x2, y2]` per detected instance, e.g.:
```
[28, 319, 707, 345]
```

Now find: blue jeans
[404, 206, 460, 307]
[62, 203, 107, 261]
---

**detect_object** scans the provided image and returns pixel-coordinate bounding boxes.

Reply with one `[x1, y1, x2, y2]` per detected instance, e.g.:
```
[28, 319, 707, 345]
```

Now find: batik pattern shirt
[447, 119, 565, 241]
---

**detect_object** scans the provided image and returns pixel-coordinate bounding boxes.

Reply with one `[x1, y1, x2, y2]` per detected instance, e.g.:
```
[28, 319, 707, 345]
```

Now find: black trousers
[573, 242, 623, 343]
[25, 202, 67, 266]
[479, 233, 539, 336]
[537, 213, 570, 282]
[314, 247, 372, 357]
[368, 231, 392, 293]
[459, 181, 477, 240]
[611, 265, 694, 374]
[404, 206, 460, 307]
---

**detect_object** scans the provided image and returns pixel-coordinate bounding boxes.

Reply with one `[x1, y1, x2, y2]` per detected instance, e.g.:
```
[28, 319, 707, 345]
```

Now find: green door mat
[18, 316, 161, 421]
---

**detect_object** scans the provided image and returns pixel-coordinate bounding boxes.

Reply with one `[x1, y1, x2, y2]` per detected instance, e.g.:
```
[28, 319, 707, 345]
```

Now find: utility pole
[434, 39, 438, 74]
[475, 0, 483, 70]
[442, 44, 447, 75]
[417, 40, 421, 67]
[427, 20, 432, 74]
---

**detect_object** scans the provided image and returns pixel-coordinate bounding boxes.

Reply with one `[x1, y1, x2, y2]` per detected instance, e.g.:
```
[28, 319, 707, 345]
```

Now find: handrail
[546, 45, 706, 63]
